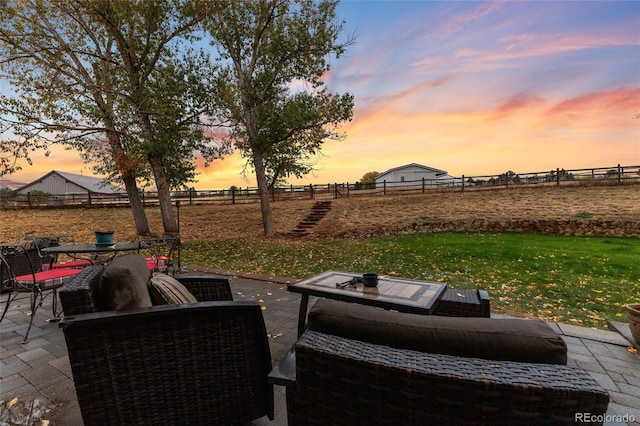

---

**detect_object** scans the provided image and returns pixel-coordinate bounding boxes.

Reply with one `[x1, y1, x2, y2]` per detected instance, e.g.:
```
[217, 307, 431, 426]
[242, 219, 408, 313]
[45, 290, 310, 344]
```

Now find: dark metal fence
[1, 164, 638, 209]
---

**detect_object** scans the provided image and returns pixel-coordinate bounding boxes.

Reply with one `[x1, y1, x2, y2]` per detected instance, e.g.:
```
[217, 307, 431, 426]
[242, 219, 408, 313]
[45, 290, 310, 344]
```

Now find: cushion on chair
[99, 254, 152, 311]
[148, 273, 197, 305]
[15, 268, 82, 290]
[146, 256, 171, 272]
[307, 298, 567, 365]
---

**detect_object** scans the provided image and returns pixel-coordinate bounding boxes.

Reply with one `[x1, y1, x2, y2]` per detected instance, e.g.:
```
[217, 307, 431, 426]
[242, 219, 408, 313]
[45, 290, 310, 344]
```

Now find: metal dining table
[41, 242, 140, 262]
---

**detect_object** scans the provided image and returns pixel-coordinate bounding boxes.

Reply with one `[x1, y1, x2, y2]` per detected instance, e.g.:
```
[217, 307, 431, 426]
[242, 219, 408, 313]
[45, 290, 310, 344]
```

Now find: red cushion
[145, 256, 171, 272]
[15, 268, 82, 290]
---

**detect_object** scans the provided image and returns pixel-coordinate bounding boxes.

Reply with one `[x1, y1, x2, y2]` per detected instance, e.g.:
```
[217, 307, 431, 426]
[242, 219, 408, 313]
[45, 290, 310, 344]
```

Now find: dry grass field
[1, 183, 639, 245]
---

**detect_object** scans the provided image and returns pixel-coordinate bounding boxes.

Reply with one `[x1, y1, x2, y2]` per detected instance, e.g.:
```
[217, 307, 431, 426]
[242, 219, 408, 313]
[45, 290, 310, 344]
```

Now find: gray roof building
[375, 163, 463, 187]
[15, 170, 125, 195]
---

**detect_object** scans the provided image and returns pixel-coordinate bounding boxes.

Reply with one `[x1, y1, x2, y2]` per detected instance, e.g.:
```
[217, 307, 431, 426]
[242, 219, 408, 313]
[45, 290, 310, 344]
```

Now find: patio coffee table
[288, 270, 447, 337]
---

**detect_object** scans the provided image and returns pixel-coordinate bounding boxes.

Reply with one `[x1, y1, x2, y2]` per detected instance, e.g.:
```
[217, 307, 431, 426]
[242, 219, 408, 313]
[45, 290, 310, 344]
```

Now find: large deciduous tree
[0, 0, 226, 234]
[85, 0, 229, 233]
[0, 0, 151, 234]
[207, 0, 354, 237]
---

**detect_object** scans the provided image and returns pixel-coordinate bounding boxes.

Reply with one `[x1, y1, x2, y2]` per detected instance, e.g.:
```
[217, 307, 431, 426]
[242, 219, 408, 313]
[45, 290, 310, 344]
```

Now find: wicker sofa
[272, 299, 610, 426]
[59, 260, 274, 425]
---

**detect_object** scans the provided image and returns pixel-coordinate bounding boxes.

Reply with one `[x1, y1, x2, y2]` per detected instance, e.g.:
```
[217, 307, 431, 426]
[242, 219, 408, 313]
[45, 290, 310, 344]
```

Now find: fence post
[310, 184, 314, 200]
[88, 191, 92, 206]
[556, 168, 560, 186]
[231, 186, 236, 204]
[422, 177, 425, 193]
[384, 180, 387, 195]
[462, 175, 465, 192]
[346, 182, 350, 197]
[618, 164, 622, 183]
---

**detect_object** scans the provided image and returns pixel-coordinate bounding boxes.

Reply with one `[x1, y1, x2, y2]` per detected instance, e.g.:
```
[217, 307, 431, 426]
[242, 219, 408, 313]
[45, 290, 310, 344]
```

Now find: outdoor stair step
[290, 200, 333, 237]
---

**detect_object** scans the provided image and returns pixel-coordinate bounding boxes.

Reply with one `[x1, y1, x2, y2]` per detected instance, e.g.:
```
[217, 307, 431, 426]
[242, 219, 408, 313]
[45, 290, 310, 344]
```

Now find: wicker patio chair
[59, 265, 273, 425]
[59, 265, 233, 316]
[284, 330, 609, 426]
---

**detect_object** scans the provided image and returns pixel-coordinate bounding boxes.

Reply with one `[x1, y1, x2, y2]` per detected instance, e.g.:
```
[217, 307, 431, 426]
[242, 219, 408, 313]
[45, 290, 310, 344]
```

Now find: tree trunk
[122, 174, 150, 235]
[135, 107, 177, 234]
[253, 150, 277, 237]
[105, 127, 151, 236]
[148, 153, 177, 233]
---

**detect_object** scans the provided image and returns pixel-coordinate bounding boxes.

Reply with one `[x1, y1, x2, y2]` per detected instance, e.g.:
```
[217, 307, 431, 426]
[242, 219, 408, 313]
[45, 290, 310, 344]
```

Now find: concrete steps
[289, 200, 332, 236]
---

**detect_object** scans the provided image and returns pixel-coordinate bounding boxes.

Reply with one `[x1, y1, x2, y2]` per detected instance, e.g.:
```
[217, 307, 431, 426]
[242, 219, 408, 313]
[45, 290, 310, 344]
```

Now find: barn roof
[376, 163, 448, 179]
[16, 170, 125, 194]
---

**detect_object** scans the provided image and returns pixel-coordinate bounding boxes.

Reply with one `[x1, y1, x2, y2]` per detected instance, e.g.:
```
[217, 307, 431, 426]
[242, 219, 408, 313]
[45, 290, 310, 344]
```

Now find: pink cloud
[488, 30, 639, 62]
[546, 87, 640, 120]
[488, 92, 546, 120]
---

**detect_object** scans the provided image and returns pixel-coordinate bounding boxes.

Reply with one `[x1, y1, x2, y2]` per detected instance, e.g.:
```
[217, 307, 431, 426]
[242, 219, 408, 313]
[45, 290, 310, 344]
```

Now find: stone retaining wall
[406, 219, 640, 237]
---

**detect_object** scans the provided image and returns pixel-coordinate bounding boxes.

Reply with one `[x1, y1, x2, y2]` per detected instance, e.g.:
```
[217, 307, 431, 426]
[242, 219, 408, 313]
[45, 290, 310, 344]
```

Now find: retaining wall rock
[405, 219, 640, 238]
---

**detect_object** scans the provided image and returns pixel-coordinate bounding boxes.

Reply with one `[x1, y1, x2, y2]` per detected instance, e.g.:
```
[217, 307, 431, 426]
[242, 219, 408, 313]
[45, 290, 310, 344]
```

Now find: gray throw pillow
[99, 254, 152, 311]
[148, 273, 197, 305]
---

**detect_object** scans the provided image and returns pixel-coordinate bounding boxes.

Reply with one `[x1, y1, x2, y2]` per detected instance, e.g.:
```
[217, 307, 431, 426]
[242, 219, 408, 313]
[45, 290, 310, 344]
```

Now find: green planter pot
[95, 230, 114, 245]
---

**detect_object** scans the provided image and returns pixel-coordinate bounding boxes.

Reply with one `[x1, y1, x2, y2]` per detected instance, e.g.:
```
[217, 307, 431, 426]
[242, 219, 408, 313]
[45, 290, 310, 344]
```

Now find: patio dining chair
[138, 233, 180, 274]
[45, 235, 95, 269]
[1, 244, 40, 293]
[0, 245, 82, 343]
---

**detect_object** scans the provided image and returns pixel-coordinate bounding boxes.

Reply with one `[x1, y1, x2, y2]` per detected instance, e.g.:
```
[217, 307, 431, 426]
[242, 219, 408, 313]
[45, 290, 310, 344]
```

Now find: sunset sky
[3, 0, 639, 190]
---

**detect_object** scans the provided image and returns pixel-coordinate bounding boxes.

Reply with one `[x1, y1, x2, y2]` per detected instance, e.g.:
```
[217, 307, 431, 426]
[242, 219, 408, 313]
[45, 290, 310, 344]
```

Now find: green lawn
[182, 232, 640, 329]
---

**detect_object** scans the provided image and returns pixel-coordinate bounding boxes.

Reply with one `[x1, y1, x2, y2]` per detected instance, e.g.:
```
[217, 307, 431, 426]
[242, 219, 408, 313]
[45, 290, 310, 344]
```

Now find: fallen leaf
[7, 397, 19, 408]
[628, 346, 638, 354]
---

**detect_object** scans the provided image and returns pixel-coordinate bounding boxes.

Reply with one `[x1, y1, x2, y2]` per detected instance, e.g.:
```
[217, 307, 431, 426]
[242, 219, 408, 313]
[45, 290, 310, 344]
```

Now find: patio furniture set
[2, 234, 610, 424]
[0, 234, 179, 343]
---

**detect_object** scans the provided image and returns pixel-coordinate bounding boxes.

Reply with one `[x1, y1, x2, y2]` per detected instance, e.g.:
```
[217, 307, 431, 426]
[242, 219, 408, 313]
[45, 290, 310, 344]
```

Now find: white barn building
[375, 163, 462, 188]
[16, 170, 125, 197]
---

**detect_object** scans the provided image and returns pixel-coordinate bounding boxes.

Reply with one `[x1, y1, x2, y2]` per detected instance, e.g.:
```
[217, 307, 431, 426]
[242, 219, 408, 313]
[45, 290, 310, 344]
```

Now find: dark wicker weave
[59, 265, 272, 425]
[285, 330, 609, 426]
[59, 264, 233, 316]
[58, 265, 105, 316]
[434, 288, 490, 318]
[61, 302, 273, 425]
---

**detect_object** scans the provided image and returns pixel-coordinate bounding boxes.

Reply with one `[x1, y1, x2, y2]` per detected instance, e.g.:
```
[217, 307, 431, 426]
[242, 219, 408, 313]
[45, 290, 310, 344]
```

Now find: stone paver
[1, 267, 639, 425]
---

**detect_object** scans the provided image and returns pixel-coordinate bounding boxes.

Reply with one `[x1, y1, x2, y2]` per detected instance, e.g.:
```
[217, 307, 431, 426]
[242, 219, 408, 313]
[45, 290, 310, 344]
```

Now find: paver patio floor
[1, 266, 639, 425]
